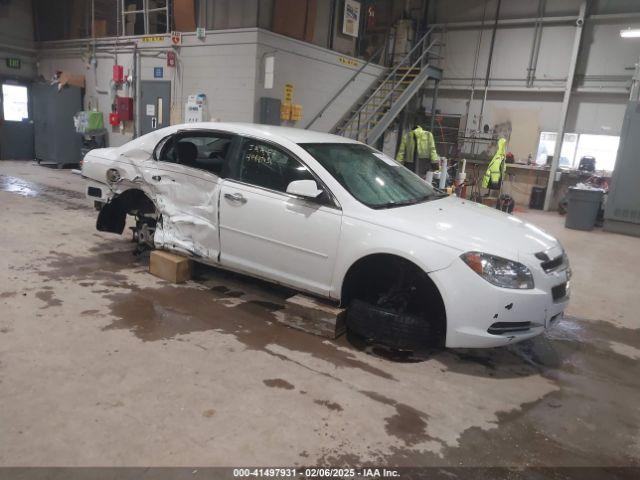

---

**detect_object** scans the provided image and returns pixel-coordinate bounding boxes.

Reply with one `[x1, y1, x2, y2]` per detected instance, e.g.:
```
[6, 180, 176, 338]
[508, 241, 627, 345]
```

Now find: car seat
[205, 141, 230, 175]
[176, 141, 198, 168]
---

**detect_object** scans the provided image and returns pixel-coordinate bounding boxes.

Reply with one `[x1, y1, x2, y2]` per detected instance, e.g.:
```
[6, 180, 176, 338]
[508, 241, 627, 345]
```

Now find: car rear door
[147, 130, 237, 260]
[218, 136, 342, 297]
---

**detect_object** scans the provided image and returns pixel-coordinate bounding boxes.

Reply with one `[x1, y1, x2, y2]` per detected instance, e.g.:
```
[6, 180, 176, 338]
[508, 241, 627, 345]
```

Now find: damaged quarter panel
[149, 157, 222, 260]
[83, 126, 226, 259]
[82, 147, 158, 208]
[82, 127, 172, 203]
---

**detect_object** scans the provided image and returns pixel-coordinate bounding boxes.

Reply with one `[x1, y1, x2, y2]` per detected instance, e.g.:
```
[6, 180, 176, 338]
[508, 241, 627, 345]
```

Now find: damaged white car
[82, 123, 570, 349]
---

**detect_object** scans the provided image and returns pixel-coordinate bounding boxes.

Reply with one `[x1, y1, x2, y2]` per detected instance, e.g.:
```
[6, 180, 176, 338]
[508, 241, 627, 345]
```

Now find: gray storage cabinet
[33, 83, 83, 167]
[604, 101, 640, 236]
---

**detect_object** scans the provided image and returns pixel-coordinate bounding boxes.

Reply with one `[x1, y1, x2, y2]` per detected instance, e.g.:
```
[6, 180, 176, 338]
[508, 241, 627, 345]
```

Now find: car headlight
[460, 251, 534, 289]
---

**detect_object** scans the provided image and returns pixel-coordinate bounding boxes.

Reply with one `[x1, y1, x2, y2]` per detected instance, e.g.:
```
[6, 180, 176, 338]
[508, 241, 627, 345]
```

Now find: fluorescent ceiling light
[620, 28, 640, 38]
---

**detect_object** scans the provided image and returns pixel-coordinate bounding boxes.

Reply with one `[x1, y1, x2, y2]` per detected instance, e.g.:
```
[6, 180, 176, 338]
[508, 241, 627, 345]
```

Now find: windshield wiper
[372, 194, 436, 209]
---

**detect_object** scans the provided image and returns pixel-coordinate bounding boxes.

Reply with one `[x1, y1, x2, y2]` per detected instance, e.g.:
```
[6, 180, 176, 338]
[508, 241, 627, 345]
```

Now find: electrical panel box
[113, 64, 124, 83]
[115, 96, 134, 121]
[259, 97, 281, 125]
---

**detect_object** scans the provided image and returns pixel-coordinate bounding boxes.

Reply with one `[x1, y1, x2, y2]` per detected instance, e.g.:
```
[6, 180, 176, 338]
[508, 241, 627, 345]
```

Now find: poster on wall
[343, 0, 361, 38]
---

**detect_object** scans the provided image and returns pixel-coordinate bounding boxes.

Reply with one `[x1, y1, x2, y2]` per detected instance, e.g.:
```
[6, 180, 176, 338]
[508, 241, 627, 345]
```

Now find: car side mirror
[286, 179, 323, 199]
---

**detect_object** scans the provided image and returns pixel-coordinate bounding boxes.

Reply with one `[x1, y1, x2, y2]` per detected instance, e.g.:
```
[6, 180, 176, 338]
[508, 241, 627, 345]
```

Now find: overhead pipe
[476, 0, 502, 152]
[528, 1, 546, 87]
[430, 10, 640, 30]
[526, 0, 546, 88]
[465, 0, 487, 154]
[133, 44, 139, 139]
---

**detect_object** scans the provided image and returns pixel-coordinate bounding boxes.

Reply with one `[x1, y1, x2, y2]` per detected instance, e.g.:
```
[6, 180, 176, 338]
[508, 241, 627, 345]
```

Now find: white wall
[174, 31, 259, 122]
[254, 29, 384, 132]
[36, 27, 381, 147]
[38, 30, 261, 147]
[426, 0, 639, 159]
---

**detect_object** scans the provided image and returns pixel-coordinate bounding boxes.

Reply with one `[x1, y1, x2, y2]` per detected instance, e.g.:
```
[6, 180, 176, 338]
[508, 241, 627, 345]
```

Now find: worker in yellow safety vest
[396, 125, 439, 169]
[482, 137, 507, 190]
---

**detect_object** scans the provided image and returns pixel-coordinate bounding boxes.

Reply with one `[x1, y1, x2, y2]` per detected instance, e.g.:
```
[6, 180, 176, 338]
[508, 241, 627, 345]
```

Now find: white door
[147, 130, 235, 260]
[219, 137, 342, 297]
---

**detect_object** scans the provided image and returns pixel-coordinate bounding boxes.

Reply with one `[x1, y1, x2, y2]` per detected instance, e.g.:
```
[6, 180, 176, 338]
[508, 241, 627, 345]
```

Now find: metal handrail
[356, 39, 436, 132]
[305, 43, 386, 130]
[336, 26, 435, 135]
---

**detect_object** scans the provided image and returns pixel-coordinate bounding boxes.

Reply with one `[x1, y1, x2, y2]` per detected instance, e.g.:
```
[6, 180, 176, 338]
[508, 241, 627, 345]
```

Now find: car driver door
[147, 130, 236, 260]
[219, 137, 342, 297]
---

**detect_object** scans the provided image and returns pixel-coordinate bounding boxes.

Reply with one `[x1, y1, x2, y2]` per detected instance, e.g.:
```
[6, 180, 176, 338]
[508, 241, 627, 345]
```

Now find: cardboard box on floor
[150, 250, 192, 283]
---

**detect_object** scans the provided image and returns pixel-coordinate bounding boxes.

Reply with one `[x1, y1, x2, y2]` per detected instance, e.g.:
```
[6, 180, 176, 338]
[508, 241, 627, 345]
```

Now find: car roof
[174, 122, 360, 145]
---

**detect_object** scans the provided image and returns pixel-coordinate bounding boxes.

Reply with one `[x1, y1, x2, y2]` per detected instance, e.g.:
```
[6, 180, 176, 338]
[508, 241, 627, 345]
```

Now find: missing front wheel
[130, 214, 157, 255]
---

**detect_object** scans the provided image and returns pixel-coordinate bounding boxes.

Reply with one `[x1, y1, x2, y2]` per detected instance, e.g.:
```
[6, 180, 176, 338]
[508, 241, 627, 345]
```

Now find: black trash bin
[565, 187, 603, 231]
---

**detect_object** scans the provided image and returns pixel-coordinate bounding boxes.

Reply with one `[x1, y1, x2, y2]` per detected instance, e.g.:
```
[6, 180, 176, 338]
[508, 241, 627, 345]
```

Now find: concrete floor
[0, 160, 639, 468]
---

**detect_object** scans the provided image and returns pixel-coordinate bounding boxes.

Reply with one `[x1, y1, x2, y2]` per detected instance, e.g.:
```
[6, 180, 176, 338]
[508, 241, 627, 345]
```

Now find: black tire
[346, 298, 435, 350]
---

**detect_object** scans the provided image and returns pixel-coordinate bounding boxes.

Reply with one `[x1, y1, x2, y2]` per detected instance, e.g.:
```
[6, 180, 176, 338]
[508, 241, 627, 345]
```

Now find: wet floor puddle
[5, 172, 640, 466]
[30, 247, 640, 466]
[0, 174, 88, 210]
[34, 248, 397, 381]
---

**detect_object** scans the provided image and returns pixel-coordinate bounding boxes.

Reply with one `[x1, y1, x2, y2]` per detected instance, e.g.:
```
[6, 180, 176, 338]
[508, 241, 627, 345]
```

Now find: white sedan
[82, 123, 570, 349]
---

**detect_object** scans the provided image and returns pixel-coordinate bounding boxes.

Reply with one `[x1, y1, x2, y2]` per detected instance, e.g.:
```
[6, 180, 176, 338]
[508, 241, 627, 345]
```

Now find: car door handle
[224, 192, 247, 204]
[152, 175, 161, 181]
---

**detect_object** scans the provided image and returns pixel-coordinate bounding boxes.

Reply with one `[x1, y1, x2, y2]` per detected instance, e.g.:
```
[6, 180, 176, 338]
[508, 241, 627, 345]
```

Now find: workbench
[459, 159, 610, 210]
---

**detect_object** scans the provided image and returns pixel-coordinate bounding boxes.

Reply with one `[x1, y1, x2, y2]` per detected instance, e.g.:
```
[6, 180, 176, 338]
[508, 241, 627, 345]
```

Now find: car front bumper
[430, 256, 570, 348]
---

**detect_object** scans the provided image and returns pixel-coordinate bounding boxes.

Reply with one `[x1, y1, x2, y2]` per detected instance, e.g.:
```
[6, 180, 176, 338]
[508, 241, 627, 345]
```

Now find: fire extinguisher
[109, 104, 120, 127]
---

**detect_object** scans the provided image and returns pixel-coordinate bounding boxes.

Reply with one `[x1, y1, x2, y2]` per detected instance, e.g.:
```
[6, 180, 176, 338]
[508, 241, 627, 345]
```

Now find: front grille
[541, 255, 563, 272]
[535, 251, 566, 273]
[488, 321, 532, 335]
[552, 283, 567, 301]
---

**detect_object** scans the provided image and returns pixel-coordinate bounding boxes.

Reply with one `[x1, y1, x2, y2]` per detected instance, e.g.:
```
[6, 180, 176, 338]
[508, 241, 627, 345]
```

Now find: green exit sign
[6, 58, 21, 69]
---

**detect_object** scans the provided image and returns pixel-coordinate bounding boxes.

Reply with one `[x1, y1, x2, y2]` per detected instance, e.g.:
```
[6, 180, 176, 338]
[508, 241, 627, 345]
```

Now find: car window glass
[159, 133, 232, 176]
[236, 139, 315, 193]
[153, 135, 172, 160]
[300, 143, 436, 209]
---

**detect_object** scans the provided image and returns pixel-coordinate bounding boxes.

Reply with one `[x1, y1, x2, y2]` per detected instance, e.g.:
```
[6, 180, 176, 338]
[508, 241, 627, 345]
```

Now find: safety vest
[396, 126, 438, 164]
[482, 138, 507, 189]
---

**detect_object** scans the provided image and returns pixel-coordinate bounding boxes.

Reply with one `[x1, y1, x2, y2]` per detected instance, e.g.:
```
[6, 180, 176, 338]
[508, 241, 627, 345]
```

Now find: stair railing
[335, 26, 435, 137]
[305, 43, 387, 130]
[358, 38, 437, 134]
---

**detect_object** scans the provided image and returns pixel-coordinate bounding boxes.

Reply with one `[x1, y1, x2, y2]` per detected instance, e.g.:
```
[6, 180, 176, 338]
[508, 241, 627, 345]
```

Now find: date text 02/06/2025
[232, 468, 401, 478]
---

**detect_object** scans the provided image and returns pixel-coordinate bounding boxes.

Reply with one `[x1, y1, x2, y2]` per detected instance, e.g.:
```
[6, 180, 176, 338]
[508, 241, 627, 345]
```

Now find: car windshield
[299, 143, 441, 209]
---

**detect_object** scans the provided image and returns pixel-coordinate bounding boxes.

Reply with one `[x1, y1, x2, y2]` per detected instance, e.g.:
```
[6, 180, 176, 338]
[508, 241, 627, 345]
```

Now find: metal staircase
[330, 27, 443, 145]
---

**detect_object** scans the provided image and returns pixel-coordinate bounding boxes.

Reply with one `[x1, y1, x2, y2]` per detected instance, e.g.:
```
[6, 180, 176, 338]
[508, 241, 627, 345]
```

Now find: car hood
[369, 195, 559, 259]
